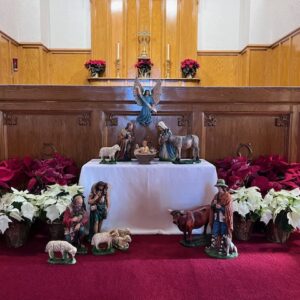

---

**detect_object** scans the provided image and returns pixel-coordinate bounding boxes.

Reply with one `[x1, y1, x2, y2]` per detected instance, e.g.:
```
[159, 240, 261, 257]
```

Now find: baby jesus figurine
[137, 140, 150, 153]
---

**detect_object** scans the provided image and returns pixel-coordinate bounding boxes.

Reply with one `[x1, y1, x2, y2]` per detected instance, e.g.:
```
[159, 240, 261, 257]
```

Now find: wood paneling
[249, 49, 267, 86]
[0, 86, 300, 166]
[204, 113, 289, 161]
[19, 46, 41, 84]
[197, 29, 300, 87]
[290, 33, 300, 86]
[91, 0, 198, 79]
[0, 34, 12, 84]
[197, 54, 238, 86]
[49, 51, 90, 85]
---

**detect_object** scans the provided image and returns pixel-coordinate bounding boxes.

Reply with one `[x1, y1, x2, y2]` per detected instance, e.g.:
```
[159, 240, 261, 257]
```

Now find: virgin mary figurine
[133, 79, 161, 127]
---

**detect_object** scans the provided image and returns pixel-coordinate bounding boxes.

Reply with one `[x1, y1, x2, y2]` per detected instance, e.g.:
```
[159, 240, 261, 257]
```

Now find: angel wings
[133, 78, 161, 113]
[133, 78, 162, 126]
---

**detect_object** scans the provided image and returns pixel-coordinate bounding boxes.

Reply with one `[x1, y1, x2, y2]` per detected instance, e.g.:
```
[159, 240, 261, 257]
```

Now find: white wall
[0, 0, 90, 48]
[49, 0, 90, 48]
[40, 0, 50, 47]
[198, 0, 300, 50]
[269, 0, 300, 42]
[0, 0, 20, 40]
[17, 0, 41, 43]
[198, 0, 241, 50]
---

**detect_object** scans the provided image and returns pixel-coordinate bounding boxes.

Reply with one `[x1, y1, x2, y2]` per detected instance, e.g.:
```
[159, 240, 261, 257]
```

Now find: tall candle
[167, 44, 170, 60]
[117, 42, 120, 59]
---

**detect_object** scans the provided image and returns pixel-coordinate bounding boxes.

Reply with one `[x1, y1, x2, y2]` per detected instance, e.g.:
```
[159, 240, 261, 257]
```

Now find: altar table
[79, 159, 218, 234]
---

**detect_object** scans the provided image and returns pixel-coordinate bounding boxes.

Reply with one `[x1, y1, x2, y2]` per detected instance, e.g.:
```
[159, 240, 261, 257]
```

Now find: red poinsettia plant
[135, 58, 153, 77]
[0, 153, 79, 194]
[84, 59, 106, 77]
[215, 155, 300, 195]
[181, 58, 200, 78]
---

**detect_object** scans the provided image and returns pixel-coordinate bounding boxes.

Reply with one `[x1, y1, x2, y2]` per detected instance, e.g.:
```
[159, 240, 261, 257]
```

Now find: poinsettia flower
[45, 205, 60, 222]
[0, 214, 12, 233]
[8, 208, 23, 221]
[261, 209, 273, 225]
[21, 202, 36, 221]
[287, 210, 300, 229]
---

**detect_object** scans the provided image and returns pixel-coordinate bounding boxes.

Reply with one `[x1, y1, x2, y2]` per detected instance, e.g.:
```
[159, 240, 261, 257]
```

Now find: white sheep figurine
[45, 240, 77, 260]
[91, 232, 116, 250]
[99, 144, 121, 162]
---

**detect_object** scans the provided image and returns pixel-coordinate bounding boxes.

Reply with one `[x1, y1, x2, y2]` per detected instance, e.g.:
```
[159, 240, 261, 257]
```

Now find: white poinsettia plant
[231, 186, 263, 221]
[33, 184, 84, 223]
[0, 188, 38, 234]
[260, 188, 300, 232]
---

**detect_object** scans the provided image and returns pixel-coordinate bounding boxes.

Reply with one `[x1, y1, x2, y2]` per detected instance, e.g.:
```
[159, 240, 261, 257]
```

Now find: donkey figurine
[160, 129, 200, 162]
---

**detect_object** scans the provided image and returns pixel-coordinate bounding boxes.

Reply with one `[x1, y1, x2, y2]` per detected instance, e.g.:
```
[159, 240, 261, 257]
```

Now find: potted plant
[0, 188, 37, 248]
[231, 186, 263, 240]
[261, 188, 300, 243]
[180, 58, 200, 78]
[34, 184, 84, 240]
[84, 59, 106, 77]
[135, 58, 153, 78]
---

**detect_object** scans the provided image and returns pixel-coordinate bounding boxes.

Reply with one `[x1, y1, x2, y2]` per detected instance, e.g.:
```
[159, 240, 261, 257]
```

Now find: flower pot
[266, 220, 291, 243]
[47, 220, 65, 240]
[233, 213, 254, 241]
[4, 221, 31, 248]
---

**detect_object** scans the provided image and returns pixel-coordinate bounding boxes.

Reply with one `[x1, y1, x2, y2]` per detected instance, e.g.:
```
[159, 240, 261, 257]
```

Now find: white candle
[167, 44, 170, 60]
[117, 42, 120, 60]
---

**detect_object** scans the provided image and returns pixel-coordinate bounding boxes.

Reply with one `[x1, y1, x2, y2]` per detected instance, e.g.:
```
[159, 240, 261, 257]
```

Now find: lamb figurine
[109, 228, 132, 250]
[45, 240, 77, 264]
[99, 144, 121, 162]
[109, 228, 131, 237]
[91, 232, 117, 252]
[112, 235, 132, 250]
[225, 235, 238, 256]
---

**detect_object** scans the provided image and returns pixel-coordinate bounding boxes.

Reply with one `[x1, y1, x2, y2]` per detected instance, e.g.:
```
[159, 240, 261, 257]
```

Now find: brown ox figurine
[169, 205, 210, 242]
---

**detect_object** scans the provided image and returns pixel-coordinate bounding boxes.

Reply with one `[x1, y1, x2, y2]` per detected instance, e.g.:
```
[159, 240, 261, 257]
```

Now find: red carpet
[0, 233, 300, 300]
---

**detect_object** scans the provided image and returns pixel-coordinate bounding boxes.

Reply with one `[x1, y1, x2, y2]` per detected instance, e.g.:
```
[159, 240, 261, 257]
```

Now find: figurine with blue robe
[133, 79, 161, 127]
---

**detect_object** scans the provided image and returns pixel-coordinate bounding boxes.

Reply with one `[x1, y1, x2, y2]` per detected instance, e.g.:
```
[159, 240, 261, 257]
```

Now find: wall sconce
[12, 58, 18, 72]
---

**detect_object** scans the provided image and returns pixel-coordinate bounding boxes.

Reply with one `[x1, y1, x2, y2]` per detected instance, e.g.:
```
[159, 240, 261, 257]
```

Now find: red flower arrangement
[0, 154, 79, 194]
[215, 155, 300, 195]
[181, 58, 200, 78]
[84, 59, 106, 77]
[135, 58, 153, 77]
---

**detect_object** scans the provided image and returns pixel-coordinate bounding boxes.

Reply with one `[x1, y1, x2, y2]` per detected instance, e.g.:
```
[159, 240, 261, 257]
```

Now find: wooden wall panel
[165, 0, 179, 78]
[10, 42, 19, 84]
[204, 113, 289, 161]
[178, 0, 198, 61]
[0, 35, 12, 84]
[249, 49, 267, 86]
[1, 86, 300, 166]
[3, 111, 94, 167]
[150, 0, 164, 78]
[126, 0, 138, 77]
[49, 52, 90, 85]
[19, 46, 41, 84]
[290, 32, 300, 86]
[279, 39, 291, 86]
[197, 54, 238, 86]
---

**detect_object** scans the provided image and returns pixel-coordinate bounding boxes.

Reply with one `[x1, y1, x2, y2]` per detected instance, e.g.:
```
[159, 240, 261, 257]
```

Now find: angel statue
[133, 78, 161, 127]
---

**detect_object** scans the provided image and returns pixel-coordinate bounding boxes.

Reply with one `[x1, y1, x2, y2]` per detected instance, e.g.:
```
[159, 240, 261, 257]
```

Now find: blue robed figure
[133, 79, 161, 127]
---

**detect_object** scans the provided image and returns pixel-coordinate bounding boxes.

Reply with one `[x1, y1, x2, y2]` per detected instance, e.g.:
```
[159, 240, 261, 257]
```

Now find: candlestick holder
[116, 59, 121, 78]
[166, 59, 171, 78]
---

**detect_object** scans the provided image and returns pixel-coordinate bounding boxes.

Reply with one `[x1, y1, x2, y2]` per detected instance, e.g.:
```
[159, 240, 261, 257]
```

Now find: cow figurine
[169, 204, 210, 244]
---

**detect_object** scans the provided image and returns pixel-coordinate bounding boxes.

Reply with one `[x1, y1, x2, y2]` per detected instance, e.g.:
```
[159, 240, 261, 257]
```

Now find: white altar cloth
[79, 159, 218, 234]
